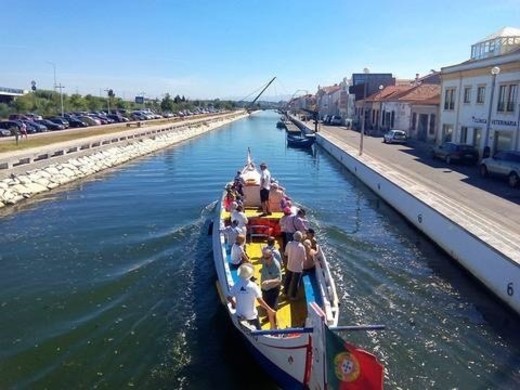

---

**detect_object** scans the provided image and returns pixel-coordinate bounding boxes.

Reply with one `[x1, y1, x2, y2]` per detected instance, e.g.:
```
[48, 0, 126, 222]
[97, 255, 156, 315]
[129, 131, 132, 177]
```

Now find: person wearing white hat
[227, 263, 276, 330]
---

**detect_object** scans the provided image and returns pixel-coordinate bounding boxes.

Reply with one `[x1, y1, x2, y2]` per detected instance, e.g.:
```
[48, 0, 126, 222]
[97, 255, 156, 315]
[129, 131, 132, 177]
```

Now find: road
[317, 124, 520, 236]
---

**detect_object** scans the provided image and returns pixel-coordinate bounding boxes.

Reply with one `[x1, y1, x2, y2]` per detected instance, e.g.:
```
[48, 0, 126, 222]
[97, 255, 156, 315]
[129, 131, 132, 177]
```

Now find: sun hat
[238, 263, 254, 280]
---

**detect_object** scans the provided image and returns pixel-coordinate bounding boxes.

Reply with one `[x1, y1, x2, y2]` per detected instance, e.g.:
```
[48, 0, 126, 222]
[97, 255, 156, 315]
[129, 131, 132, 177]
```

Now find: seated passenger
[227, 263, 276, 330]
[231, 204, 248, 236]
[230, 234, 249, 267]
[302, 239, 317, 273]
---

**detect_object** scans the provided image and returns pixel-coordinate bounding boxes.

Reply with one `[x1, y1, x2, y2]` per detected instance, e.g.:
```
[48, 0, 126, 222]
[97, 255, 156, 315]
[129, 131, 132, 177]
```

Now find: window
[444, 88, 455, 110]
[460, 126, 468, 143]
[498, 85, 506, 112]
[442, 124, 453, 142]
[473, 128, 481, 147]
[477, 86, 485, 104]
[497, 84, 518, 112]
[507, 84, 517, 112]
[464, 87, 471, 103]
[429, 114, 436, 135]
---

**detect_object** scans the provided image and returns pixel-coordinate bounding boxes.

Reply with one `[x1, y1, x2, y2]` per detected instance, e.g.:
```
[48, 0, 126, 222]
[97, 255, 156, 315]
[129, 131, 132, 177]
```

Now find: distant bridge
[0, 87, 27, 104]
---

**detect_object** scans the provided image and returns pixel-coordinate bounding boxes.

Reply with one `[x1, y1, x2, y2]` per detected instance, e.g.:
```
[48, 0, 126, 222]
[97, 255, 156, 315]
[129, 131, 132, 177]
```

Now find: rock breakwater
[0, 115, 245, 209]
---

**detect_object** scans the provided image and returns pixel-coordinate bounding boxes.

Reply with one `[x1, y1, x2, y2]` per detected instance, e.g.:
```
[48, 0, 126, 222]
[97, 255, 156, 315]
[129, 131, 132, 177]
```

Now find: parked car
[77, 116, 101, 126]
[22, 120, 47, 133]
[0, 120, 22, 136]
[35, 119, 65, 131]
[480, 151, 520, 188]
[67, 117, 89, 128]
[431, 142, 479, 164]
[330, 115, 343, 125]
[383, 129, 407, 144]
[46, 117, 70, 128]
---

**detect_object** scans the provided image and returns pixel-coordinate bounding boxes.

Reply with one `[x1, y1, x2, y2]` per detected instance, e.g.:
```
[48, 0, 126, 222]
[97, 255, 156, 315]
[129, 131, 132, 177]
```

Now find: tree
[69, 94, 86, 111]
[161, 93, 174, 112]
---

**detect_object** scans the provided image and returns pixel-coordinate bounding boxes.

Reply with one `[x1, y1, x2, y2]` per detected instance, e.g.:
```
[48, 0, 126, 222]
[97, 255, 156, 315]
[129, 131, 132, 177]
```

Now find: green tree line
[0, 90, 237, 118]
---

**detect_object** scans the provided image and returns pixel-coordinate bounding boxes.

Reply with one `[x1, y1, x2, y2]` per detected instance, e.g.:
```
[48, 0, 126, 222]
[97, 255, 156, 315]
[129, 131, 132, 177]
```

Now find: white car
[383, 130, 407, 144]
[480, 151, 520, 188]
[330, 115, 343, 125]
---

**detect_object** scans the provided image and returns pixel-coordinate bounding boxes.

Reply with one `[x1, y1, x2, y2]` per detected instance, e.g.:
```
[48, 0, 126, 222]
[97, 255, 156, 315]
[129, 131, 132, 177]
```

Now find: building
[439, 27, 520, 154]
[356, 75, 440, 141]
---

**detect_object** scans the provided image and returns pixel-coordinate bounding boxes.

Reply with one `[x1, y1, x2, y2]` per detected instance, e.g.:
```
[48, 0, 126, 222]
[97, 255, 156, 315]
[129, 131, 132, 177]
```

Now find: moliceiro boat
[212, 150, 385, 389]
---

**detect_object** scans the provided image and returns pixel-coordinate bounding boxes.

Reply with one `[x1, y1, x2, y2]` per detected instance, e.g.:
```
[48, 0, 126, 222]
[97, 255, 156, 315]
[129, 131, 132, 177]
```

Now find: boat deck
[221, 207, 320, 329]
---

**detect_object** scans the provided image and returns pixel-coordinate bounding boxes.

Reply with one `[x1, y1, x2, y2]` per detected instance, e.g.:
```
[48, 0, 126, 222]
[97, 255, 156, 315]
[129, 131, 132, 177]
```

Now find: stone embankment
[0, 113, 246, 209]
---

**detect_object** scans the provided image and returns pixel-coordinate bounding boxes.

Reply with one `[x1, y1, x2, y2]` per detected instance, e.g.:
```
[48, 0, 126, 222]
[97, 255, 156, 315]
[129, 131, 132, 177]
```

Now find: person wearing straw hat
[227, 263, 276, 330]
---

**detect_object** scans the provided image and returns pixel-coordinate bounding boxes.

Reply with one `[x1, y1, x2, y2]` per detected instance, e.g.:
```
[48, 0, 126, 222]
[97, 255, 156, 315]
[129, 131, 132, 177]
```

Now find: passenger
[283, 231, 306, 300]
[259, 162, 272, 216]
[260, 247, 282, 310]
[223, 188, 236, 212]
[234, 170, 245, 196]
[222, 220, 241, 249]
[280, 206, 296, 254]
[231, 204, 248, 236]
[306, 228, 318, 250]
[230, 234, 249, 267]
[227, 263, 276, 330]
[264, 236, 282, 264]
[302, 239, 317, 273]
[293, 208, 309, 234]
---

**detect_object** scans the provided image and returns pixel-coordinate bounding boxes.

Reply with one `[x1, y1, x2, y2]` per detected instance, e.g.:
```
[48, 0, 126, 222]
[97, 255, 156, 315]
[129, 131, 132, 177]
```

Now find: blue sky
[1, 0, 519, 101]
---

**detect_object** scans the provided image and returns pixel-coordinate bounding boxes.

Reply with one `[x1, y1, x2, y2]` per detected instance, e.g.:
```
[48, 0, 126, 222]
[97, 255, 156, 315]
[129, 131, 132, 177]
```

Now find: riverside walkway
[299, 119, 520, 313]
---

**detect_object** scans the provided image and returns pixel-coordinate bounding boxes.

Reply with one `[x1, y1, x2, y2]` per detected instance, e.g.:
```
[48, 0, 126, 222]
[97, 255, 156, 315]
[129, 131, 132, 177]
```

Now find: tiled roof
[365, 85, 412, 102]
[366, 84, 440, 105]
[398, 84, 441, 104]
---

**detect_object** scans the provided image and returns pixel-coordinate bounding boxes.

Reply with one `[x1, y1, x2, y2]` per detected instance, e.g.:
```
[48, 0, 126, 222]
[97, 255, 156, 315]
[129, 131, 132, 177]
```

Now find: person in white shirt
[259, 162, 272, 216]
[230, 234, 249, 266]
[231, 204, 248, 236]
[283, 231, 306, 300]
[227, 263, 276, 330]
[222, 220, 241, 251]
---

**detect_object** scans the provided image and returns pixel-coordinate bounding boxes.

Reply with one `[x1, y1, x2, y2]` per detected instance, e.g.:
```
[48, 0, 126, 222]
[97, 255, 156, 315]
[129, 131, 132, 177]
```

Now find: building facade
[439, 27, 520, 154]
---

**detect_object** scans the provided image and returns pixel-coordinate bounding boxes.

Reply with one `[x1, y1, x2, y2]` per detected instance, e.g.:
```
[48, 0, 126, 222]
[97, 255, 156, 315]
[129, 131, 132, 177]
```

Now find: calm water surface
[1, 111, 519, 389]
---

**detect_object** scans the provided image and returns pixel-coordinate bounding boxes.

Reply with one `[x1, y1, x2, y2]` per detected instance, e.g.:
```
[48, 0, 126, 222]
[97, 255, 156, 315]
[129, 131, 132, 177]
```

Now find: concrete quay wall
[0, 113, 247, 209]
[316, 134, 520, 315]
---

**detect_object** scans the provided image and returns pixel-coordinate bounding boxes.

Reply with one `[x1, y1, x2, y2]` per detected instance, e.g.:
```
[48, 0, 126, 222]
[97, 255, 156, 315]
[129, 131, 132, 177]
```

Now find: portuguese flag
[325, 325, 384, 389]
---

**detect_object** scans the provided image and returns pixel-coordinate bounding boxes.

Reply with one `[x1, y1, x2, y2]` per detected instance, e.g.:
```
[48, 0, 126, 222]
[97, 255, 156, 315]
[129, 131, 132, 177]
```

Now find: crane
[245, 77, 276, 114]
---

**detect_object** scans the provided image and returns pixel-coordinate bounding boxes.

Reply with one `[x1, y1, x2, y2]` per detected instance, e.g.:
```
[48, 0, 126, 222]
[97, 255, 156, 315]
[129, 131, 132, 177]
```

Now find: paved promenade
[315, 123, 520, 265]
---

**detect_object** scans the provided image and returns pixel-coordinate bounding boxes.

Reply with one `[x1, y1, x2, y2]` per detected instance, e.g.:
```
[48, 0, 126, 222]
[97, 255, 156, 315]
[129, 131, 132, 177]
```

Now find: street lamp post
[377, 84, 384, 133]
[359, 68, 370, 155]
[56, 83, 65, 117]
[104, 88, 110, 113]
[484, 66, 500, 156]
[47, 61, 57, 91]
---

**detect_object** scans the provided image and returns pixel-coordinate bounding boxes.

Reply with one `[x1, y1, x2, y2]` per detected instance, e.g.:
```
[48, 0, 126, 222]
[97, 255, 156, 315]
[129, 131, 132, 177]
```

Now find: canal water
[0, 111, 518, 389]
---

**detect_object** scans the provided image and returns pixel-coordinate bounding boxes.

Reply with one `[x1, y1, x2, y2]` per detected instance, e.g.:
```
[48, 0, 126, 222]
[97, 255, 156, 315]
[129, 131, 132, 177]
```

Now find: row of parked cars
[322, 115, 343, 126]
[382, 131, 520, 189]
[0, 108, 220, 137]
[432, 142, 520, 188]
